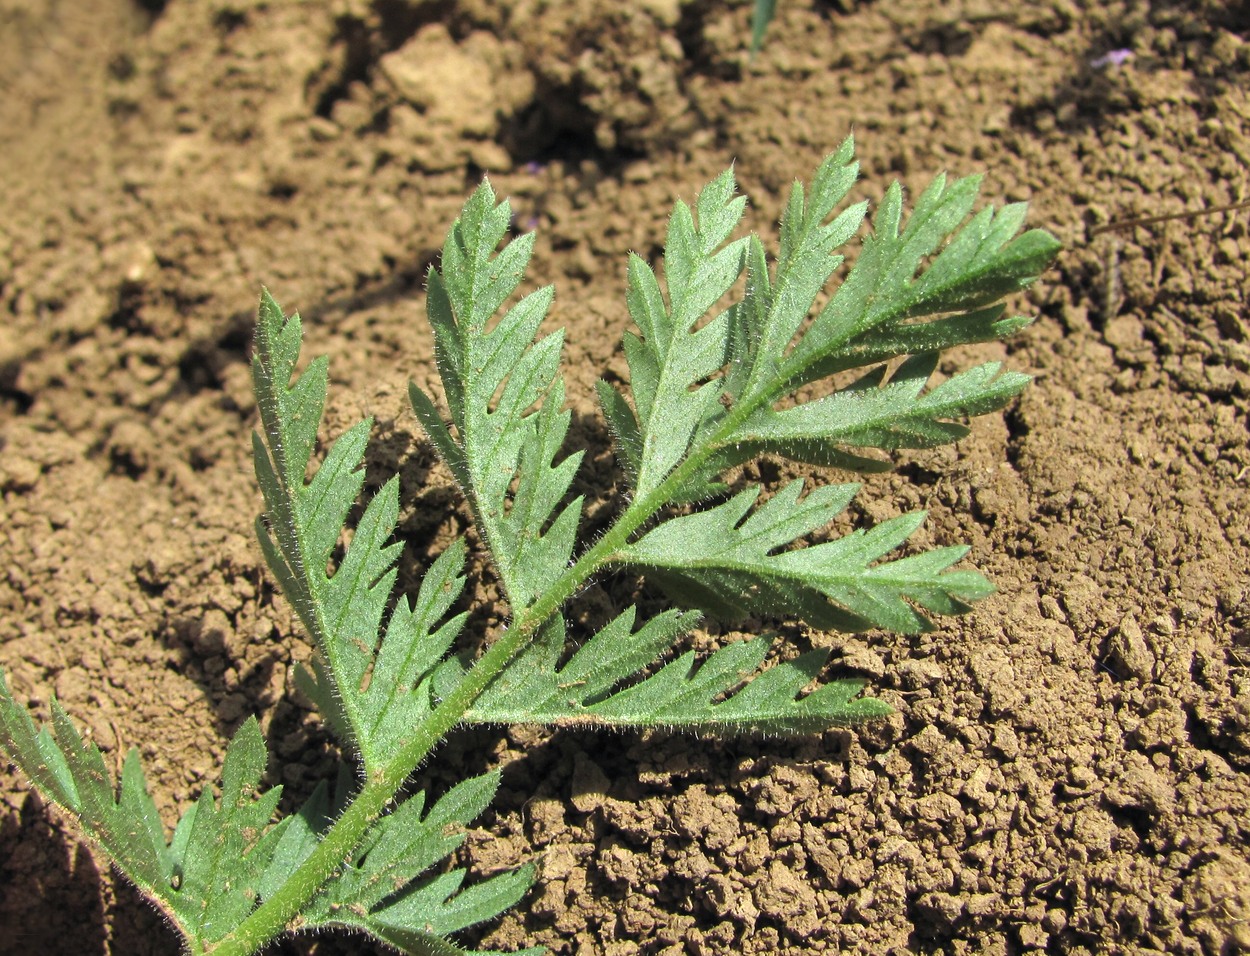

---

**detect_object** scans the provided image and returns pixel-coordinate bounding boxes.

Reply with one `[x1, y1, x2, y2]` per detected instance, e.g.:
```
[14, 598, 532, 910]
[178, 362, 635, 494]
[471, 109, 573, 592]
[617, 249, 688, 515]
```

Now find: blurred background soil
[0, 0, 1247, 953]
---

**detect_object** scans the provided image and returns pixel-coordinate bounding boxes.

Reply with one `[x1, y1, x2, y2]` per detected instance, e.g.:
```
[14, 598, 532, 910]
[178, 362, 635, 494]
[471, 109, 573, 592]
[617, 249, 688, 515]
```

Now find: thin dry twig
[1090, 197, 1250, 237]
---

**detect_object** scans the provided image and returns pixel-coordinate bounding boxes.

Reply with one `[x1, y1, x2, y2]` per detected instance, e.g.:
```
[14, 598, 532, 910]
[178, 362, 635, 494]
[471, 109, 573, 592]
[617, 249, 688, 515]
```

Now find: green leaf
[792, 305, 1034, 387]
[602, 145, 1056, 503]
[0, 149, 1057, 956]
[750, 0, 777, 54]
[252, 289, 370, 754]
[451, 609, 889, 733]
[585, 637, 891, 731]
[172, 719, 287, 941]
[359, 542, 471, 755]
[607, 169, 749, 497]
[257, 776, 334, 904]
[619, 480, 993, 634]
[365, 863, 539, 942]
[446, 610, 692, 724]
[731, 138, 866, 405]
[595, 378, 644, 483]
[412, 181, 583, 611]
[739, 352, 1032, 451]
[783, 172, 1061, 382]
[303, 771, 538, 952]
[2, 688, 163, 885]
[0, 675, 286, 949]
[252, 291, 470, 773]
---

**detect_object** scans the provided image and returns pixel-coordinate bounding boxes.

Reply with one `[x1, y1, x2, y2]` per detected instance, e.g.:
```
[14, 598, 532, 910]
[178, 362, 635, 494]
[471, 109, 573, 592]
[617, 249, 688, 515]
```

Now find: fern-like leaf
[410, 181, 583, 611]
[739, 351, 1031, 451]
[597, 169, 750, 498]
[598, 136, 1059, 501]
[444, 609, 890, 732]
[253, 291, 467, 773]
[618, 479, 991, 634]
[261, 768, 537, 954]
[781, 169, 1060, 389]
[0, 671, 286, 948]
[443, 611, 887, 732]
[0, 149, 1057, 956]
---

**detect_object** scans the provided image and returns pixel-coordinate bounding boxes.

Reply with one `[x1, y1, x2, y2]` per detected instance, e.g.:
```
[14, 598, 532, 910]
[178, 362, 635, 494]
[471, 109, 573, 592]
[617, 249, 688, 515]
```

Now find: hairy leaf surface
[619, 480, 992, 634]
[253, 291, 466, 773]
[739, 352, 1032, 451]
[449, 611, 890, 732]
[0, 146, 1059, 956]
[410, 182, 583, 612]
[599, 135, 1058, 500]
[261, 768, 537, 954]
[597, 169, 749, 498]
[0, 675, 285, 948]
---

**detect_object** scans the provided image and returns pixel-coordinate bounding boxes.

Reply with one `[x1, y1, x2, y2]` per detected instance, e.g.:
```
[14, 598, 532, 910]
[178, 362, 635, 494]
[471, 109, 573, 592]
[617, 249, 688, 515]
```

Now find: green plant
[0, 137, 1058, 955]
[752, 0, 778, 54]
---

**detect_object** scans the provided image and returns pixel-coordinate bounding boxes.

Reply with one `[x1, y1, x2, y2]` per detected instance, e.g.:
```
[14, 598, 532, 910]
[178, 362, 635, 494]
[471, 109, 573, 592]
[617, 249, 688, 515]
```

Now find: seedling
[752, 0, 777, 53]
[0, 137, 1058, 955]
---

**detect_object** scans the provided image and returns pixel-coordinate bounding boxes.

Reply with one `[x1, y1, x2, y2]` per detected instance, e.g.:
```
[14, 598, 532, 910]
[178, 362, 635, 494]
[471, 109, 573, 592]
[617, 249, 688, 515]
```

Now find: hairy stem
[523, 390, 772, 621]
[206, 617, 536, 955]
[210, 369, 770, 956]
[205, 775, 391, 956]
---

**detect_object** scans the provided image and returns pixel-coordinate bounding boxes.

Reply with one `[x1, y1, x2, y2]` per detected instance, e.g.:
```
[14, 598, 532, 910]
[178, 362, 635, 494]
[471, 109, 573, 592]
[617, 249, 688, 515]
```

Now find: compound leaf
[0, 146, 1058, 956]
[599, 169, 749, 498]
[253, 291, 468, 774]
[173, 719, 287, 940]
[783, 170, 1060, 385]
[619, 480, 992, 634]
[451, 609, 889, 733]
[731, 138, 866, 406]
[598, 140, 1058, 502]
[739, 352, 1032, 451]
[295, 770, 537, 954]
[0, 676, 286, 949]
[411, 181, 582, 612]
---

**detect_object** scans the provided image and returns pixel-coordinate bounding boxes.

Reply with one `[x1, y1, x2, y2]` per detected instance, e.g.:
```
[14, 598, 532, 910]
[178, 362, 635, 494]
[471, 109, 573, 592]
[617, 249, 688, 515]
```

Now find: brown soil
[1, 0, 1248, 954]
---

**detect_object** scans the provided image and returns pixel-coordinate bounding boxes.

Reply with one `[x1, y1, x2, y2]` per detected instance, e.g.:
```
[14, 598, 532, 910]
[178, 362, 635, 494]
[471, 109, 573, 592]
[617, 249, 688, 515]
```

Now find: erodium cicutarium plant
[0, 137, 1059, 956]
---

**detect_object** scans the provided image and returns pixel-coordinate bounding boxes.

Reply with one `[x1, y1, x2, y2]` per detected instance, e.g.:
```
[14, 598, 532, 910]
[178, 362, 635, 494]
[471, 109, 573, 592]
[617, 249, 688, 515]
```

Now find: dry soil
[1, 1, 1248, 954]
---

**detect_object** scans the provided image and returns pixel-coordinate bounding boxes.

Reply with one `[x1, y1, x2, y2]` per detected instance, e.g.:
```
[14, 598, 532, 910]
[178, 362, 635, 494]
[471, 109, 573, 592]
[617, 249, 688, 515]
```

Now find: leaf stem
[206, 642, 513, 952]
[523, 391, 771, 624]
[205, 774, 392, 956]
[208, 396, 756, 955]
[218, 242, 812, 955]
